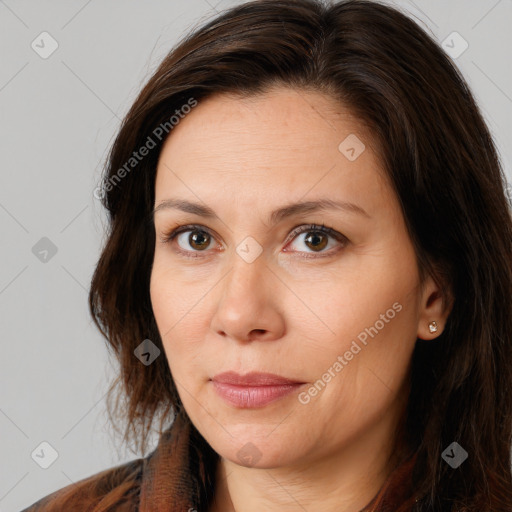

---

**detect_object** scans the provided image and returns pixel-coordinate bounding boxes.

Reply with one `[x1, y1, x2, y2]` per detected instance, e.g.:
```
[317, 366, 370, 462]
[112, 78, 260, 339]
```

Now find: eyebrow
[152, 198, 370, 225]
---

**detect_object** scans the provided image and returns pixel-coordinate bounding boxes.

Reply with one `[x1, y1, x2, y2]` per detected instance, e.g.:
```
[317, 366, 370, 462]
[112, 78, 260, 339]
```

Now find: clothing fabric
[21, 409, 418, 511]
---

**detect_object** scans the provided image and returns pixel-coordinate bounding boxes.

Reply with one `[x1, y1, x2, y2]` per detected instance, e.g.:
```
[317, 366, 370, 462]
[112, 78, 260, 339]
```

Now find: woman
[22, 0, 512, 510]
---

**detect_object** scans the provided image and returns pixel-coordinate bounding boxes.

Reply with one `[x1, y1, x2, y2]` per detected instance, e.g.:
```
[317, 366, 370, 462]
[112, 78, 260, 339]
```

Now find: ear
[416, 274, 453, 341]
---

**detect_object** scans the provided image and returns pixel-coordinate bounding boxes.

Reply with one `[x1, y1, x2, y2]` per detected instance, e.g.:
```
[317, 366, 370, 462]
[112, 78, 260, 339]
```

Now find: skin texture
[150, 87, 451, 512]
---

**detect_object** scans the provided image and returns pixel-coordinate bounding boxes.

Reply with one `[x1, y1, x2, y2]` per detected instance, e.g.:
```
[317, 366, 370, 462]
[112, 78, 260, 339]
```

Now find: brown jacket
[21, 410, 418, 511]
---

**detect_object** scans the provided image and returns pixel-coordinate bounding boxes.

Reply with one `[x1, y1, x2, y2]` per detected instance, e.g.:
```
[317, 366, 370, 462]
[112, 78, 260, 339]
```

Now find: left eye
[284, 223, 348, 257]
[159, 223, 348, 259]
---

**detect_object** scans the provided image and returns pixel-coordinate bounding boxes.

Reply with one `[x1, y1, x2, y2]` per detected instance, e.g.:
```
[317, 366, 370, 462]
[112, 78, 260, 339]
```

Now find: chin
[207, 428, 305, 469]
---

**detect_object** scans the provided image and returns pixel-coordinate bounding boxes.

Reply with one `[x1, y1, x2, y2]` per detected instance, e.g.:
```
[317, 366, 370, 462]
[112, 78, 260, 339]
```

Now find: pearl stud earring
[428, 321, 438, 334]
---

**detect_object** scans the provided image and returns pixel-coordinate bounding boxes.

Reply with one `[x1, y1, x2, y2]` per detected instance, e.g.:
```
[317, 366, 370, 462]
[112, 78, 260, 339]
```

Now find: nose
[210, 254, 285, 344]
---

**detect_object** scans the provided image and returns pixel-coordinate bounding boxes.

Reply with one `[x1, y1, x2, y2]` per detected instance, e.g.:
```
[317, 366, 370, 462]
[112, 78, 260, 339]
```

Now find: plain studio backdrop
[1, 0, 511, 511]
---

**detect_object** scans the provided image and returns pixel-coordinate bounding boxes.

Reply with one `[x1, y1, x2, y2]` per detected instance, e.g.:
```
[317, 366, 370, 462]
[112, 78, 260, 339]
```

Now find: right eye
[159, 224, 220, 259]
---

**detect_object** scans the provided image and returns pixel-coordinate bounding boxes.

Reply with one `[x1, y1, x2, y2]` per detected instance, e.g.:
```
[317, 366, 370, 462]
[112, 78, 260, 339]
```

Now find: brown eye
[285, 223, 347, 257]
[178, 229, 213, 251]
[302, 231, 329, 252]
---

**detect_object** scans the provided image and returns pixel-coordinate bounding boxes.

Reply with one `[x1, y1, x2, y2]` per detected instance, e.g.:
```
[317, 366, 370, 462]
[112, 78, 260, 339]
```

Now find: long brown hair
[50, 0, 512, 510]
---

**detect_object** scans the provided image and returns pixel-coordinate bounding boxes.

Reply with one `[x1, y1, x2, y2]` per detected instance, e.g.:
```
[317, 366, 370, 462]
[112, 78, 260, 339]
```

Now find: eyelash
[158, 223, 348, 260]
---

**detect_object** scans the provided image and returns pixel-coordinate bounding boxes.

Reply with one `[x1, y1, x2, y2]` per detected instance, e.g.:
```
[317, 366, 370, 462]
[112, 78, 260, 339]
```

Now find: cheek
[149, 271, 173, 333]
[335, 291, 417, 402]
[301, 298, 416, 438]
[302, 267, 418, 391]
[150, 253, 219, 320]
[150, 260, 196, 333]
[150, 267, 207, 379]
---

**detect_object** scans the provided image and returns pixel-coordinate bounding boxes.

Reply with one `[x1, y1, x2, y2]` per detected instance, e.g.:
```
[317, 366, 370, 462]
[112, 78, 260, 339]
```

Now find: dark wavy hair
[81, 0, 512, 510]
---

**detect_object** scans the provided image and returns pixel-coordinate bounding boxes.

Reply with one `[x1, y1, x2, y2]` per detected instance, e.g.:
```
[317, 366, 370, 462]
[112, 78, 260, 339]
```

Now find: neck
[208, 408, 409, 512]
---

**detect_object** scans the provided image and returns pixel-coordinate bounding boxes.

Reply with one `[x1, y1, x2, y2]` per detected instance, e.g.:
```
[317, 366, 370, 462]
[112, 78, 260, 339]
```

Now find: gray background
[1, 1, 511, 511]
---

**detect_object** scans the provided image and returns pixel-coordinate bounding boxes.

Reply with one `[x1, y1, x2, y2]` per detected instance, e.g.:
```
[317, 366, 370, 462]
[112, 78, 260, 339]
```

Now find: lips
[211, 371, 304, 386]
[210, 371, 306, 408]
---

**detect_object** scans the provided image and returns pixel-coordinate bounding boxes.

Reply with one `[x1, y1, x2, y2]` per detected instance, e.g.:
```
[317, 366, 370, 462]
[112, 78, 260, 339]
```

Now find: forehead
[154, 87, 389, 206]
[160, 87, 371, 153]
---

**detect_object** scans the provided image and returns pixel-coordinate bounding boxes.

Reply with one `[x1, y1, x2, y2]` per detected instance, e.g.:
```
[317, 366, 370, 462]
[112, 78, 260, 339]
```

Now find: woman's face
[150, 87, 444, 470]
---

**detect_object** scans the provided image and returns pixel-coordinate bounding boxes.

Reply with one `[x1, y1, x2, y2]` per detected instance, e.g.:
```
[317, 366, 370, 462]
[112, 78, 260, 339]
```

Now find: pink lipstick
[211, 371, 305, 408]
